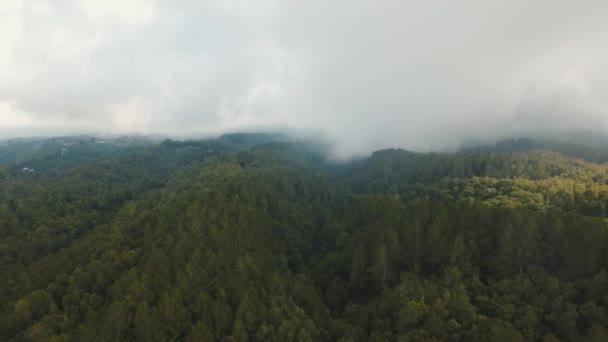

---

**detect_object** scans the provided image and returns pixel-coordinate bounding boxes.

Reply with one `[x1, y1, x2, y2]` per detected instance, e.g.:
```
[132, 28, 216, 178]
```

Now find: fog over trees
[2, 1, 608, 157]
[2, 1, 608, 341]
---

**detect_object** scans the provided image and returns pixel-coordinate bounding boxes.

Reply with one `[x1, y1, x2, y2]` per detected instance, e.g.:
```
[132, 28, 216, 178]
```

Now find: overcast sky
[1, 1, 608, 156]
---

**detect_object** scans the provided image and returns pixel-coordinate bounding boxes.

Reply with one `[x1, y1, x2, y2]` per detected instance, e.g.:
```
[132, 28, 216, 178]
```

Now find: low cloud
[1, 0, 608, 156]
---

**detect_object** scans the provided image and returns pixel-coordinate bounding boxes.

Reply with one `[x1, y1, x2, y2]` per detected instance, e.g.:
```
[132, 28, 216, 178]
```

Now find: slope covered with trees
[0, 135, 607, 341]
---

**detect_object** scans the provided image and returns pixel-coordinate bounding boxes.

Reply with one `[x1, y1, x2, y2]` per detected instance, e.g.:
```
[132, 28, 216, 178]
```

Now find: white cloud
[0, 101, 32, 127]
[79, 0, 158, 25]
[1, 0, 608, 156]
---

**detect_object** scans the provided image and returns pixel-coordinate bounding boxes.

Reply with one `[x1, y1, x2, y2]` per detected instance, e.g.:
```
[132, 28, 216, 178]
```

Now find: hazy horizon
[2, 1, 608, 157]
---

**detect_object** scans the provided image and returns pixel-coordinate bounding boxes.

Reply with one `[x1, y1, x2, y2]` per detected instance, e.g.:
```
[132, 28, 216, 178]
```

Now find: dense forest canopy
[1, 134, 607, 341]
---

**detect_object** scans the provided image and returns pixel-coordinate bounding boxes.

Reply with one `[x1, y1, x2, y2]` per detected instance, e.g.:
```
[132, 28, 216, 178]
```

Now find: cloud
[1, 0, 608, 156]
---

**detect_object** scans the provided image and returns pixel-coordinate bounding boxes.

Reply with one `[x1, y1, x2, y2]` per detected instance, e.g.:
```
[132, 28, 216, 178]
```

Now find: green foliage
[1, 135, 607, 340]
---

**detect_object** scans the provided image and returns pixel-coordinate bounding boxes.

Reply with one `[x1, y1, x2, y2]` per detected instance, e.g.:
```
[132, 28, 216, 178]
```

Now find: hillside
[0, 136, 607, 341]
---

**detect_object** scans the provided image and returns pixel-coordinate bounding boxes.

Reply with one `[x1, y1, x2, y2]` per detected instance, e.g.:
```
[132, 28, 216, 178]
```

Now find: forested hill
[461, 137, 608, 164]
[1, 135, 607, 341]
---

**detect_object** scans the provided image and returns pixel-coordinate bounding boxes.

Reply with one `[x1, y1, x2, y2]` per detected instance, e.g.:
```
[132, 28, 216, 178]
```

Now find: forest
[0, 134, 607, 341]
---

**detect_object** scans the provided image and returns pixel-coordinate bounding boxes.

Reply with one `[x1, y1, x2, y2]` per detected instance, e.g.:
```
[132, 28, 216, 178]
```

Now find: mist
[1, 0, 608, 157]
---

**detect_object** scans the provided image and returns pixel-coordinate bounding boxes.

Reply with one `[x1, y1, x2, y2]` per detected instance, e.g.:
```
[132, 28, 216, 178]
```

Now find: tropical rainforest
[1, 133, 607, 341]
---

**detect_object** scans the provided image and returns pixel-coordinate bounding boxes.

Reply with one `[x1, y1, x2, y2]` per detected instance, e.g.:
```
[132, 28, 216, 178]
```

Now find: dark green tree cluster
[0, 136, 607, 341]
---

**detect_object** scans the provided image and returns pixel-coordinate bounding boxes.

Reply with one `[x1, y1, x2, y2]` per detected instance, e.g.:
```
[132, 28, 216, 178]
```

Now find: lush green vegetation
[1, 135, 607, 341]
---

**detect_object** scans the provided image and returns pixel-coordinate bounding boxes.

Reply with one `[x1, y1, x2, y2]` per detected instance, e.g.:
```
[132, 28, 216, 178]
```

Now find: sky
[1, 0, 608, 157]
